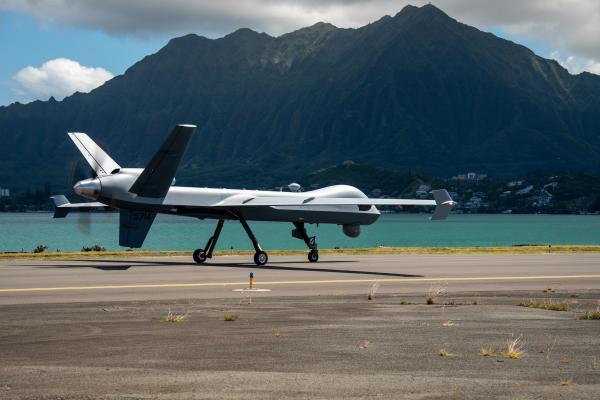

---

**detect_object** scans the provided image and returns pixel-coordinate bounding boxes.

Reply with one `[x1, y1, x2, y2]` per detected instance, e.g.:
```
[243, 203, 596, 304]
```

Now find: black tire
[308, 249, 319, 263]
[193, 249, 207, 264]
[253, 251, 268, 266]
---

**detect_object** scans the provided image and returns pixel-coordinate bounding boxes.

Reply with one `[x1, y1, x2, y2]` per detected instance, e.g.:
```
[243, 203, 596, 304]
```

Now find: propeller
[68, 158, 96, 234]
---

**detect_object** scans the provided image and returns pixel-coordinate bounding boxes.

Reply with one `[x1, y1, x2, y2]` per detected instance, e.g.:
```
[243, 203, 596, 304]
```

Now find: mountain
[2, 4, 600, 192]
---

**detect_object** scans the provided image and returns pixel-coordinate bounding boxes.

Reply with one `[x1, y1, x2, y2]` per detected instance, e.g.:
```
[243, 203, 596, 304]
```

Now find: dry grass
[559, 378, 573, 386]
[426, 284, 447, 305]
[438, 348, 458, 357]
[504, 335, 525, 359]
[579, 306, 600, 320]
[3, 245, 600, 260]
[359, 340, 370, 349]
[161, 310, 187, 323]
[224, 313, 238, 321]
[518, 300, 571, 311]
[442, 320, 455, 327]
[479, 346, 495, 357]
[367, 282, 380, 300]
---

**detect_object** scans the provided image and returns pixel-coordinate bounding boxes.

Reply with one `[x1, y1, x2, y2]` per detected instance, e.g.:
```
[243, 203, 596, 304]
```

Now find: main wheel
[253, 251, 268, 266]
[308, 249, 319, 263]
[193, 249, 207, 264]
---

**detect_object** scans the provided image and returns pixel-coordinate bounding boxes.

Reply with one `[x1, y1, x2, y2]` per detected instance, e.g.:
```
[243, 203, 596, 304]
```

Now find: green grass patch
[518, 300, 571, 311]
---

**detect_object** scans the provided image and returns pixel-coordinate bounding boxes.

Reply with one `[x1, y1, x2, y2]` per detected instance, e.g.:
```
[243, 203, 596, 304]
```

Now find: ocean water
[0, 213, 598, 253]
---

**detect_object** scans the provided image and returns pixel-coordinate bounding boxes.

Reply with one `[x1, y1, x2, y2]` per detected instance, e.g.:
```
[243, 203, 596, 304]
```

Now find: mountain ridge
[1, 4, 600, 191]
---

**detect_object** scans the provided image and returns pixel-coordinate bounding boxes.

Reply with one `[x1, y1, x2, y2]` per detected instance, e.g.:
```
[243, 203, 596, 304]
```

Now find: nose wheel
[308, 249, 319, 263]
[193, 219, 224, 264]
[193, 249, 207, 264]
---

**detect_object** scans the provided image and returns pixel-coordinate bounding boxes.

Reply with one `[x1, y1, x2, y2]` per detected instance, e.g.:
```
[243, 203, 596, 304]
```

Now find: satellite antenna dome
[288, 183, 301, 192]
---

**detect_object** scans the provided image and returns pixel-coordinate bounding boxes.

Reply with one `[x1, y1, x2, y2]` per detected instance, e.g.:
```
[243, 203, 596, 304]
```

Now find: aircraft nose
[73, 178, 101, 200]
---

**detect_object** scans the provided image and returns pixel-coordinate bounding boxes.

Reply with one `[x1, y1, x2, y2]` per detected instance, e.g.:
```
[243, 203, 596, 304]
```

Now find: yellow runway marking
[1, 274, 600, 293]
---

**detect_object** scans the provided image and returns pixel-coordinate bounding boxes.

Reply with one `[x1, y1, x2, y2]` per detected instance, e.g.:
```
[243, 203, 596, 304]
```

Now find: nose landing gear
[193, 219, 224, 264]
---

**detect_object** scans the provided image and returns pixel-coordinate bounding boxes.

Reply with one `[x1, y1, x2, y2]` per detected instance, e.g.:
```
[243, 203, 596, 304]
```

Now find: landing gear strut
[193, 219, 224, 264]
[293, 222, 319, 262]
[239, 215, 268, 266]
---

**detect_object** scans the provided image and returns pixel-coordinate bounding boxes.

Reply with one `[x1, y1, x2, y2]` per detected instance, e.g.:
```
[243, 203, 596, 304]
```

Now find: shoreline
[1, 245, 599, 260]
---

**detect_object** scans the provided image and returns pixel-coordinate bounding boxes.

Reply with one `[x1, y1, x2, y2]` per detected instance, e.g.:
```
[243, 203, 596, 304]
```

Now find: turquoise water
[0, 213, 598, 252]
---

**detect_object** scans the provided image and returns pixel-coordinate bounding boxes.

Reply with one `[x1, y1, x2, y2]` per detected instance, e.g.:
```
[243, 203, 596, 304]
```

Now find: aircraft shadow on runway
[26, 259, 424, 278]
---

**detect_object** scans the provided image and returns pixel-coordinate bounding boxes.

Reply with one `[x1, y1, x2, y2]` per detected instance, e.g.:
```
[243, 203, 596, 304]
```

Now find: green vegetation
[518, 300, 571, 311]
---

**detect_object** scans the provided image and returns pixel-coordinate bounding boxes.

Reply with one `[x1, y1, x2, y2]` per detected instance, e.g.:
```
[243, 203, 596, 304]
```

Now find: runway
[3, 253, 600, 399]
[1, 253, 599, 304]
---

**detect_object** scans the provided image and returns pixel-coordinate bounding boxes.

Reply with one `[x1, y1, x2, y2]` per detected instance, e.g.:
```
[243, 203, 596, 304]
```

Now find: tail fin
[430, 189, 456, 221]
[68, 132, 120, 176]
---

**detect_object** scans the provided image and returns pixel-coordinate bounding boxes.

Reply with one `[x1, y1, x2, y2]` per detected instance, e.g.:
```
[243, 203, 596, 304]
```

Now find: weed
[224, 313, 238, 321]
[579, 307, 600, 320]
[359, 340, 370, 349]
[519, 300, 571, 311]
[538, 348, 545, 354]
[32, 244, 48, 254]
[274, 331, 285, 337]
[438, 348, 457, 357]
[542, 287, 555, 293]
[472, 298, 481, 305]
[81, 245, 106, 252]
[569, 293, 579, 298]
[161, 310, 187, 323]
[426, 284, 447, 305]
[479, 346, 495, 357]
[505, 335, 525, 359]
[560, 356, 570, 364]
[442, 320, 455, 327]
[591, 358, 598, 370]
[367, 282, 380, 300]
[559, 378, 572, 386]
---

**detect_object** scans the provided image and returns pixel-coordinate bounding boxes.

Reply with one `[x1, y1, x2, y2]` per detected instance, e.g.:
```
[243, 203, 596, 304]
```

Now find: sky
[1, 0, 600, 106]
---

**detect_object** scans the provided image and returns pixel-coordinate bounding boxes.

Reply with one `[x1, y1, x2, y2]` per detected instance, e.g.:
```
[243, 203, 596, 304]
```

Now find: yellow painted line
[1, 274, 600, 293]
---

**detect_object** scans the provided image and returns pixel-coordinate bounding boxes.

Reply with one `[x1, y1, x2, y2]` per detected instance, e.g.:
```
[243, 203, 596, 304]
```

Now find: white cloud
[12, 58, 113, 102]
[2, 1, 600, 75]
[550, 51, 600, 75]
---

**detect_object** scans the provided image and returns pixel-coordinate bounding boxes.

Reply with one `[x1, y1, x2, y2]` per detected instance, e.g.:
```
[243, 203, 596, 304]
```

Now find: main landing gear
[192, 216, 269, 266]
[292, 222, 319, 263]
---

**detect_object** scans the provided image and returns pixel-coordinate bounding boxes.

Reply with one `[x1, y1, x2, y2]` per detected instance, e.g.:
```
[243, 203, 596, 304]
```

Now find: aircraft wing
[129, 124, 196, 198]
[210, 189, 455, 220]
[213, 196, 436, 207]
